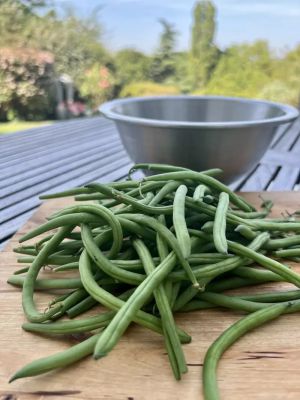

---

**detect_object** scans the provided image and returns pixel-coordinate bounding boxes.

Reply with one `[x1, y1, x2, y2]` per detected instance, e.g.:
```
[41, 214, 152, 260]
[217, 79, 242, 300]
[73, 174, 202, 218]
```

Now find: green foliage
[23, 11, 109, 86]
[0, 2, 108, 86]
[198, 41, 273, 99]
[190, 0, 219, 87]
[120, 81, 179, 98]
[79, 63, 115, 109]
[114, 49, 151, 86]
[150, 19, 177, 83]
[0, 48, 54, 121]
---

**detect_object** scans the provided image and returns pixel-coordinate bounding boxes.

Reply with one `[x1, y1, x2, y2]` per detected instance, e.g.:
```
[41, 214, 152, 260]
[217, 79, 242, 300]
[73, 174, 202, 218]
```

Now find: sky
[52, 0, 300, 54]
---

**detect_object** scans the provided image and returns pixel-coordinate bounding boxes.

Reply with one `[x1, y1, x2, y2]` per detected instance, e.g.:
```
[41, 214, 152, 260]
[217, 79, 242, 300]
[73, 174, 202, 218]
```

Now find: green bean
[178, 300, 216, 312]
[238, 289, 300, 303]
[114, 191, 155, 215]
[173, 185, 191, 258]
[92, 247, 189, 358]
[13, 247, 37, 256]
[57, 287, 90, 316]
[19, 213, 101, 243]
[78, 250, 190, 343]
[118, 213, 199, 287]
[173, 285, 199, 311]
[66, 288, 135, 319]
[118, 217, 156, 240]
[13, 267, 30, 275]
[44, 204, 123, 258]
[8, 275, 84, 289]
[143, 171, 254, 212]
[75, 182, 163, 210]
[189, 253, 231, 264]
[156, 215, 169, 261]
[233, 267, 284, 283]
[207, 277, 263, 292]
[234, 224, 258, 240]
[40, 181, 141, 200]
[19, 226, 73, 323]
[213, 192, 229, 254]
[198, 292, 269, 312]
[17, 254, 79, 265]
[169, 282, 181, 309]
[133, 239, 187, 378]
[23, 311, 116, 334]
[66, 297, 98, 318]
[193, 184, 210, 201]
[274, 248, 300, 257]
[87, 183, 173, 215]
[230, 210, 269, 219]
[149, 181, 181, 206]
[81, 224, 145, 285]
[128, 163, 223, 178]
[202, 303, 289, 400]
[53, 262, 79, 272]
[264, 235, 300, 249]
[40, 187, 95, 199]
[246, 219, 300, 232]
[228, 240, 300, 287]
[169, 232, 267, 281]
[9, 333, 102, 382]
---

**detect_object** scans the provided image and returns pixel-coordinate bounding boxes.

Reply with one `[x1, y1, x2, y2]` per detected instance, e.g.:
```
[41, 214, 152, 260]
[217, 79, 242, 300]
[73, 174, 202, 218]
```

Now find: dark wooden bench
[1, 116, 299, 248]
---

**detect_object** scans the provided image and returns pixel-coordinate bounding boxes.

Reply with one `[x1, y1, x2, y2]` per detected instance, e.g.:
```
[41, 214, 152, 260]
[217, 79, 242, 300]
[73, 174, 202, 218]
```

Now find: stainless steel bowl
[99, 95, 299, 183]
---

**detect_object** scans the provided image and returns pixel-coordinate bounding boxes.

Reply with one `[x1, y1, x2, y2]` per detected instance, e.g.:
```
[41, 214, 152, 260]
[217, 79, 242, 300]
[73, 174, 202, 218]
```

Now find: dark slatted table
[1, 116, 300, 249]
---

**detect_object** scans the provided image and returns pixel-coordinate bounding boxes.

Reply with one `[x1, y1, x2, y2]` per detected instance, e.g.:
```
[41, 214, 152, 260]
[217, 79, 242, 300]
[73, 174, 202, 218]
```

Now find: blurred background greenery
[0, 0, 300, 132]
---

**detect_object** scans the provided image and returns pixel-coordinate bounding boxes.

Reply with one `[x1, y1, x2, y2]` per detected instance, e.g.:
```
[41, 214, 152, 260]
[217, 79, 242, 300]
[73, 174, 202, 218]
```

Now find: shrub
[120, 81, 179, 98]
[0, 48, 54, 121]
[79, 63, 115, 110]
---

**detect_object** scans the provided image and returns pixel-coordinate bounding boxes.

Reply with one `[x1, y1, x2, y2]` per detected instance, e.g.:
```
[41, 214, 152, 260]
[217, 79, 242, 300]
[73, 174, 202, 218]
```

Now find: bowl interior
[113, 97, 285, 123]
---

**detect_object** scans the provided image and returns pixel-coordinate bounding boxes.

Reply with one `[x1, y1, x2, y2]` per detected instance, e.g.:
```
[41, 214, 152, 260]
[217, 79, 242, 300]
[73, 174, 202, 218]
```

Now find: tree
[114, 49, 151, 87]
[23, 10, 109, 86]
[190, 0, 219, 88]
[200, 41, 273, 99]
[150, 19, 177, 83]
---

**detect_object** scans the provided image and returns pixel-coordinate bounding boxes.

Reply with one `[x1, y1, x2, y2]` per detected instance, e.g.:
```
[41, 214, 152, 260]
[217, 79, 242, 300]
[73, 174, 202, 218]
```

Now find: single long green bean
[213, 192, 229, 254]
[228, 240, 300, 287]
[133, 239, 187, 378]
[23, 311, 116, 334]
[19, 226, 73, 323]
[149, 181, 181, 206]
[202, 303, 289, 400]
[19, 213, 102, 243]
[173, 185, 191, 258]
[9, 333, 101, 382]
[274, 248, 300, 257]
[128, 163, 223, 178]
[193, 184, 210, 201]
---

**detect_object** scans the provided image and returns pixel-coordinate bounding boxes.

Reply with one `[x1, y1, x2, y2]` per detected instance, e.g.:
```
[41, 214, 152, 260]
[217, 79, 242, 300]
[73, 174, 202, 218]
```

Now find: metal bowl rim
[99, 95, 299, 129]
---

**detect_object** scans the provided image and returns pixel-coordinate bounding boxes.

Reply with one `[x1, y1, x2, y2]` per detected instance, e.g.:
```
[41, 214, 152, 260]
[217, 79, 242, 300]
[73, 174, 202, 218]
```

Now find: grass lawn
[0, 120, 52, 135]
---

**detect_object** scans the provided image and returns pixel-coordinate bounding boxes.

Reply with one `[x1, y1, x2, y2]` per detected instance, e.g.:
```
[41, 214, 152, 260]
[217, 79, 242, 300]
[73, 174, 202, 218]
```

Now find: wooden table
[1, 193, 300, 399]
[0, 116, 300, 249]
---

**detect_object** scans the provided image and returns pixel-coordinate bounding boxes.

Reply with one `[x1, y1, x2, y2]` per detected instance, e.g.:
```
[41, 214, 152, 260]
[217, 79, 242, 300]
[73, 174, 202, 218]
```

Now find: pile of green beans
[8, 163, 300, 400]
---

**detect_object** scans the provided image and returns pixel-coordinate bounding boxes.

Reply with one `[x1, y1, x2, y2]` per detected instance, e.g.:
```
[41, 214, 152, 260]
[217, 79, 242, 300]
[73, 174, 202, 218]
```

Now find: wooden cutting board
[1, 192, 300, 400]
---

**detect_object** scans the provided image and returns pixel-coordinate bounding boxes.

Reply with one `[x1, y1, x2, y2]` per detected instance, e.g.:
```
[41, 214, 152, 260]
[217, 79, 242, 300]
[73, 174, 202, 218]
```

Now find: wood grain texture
[1, 193, 300, 400]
